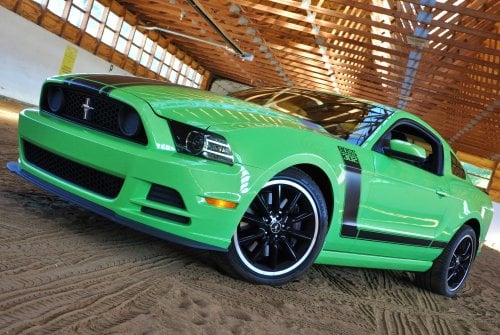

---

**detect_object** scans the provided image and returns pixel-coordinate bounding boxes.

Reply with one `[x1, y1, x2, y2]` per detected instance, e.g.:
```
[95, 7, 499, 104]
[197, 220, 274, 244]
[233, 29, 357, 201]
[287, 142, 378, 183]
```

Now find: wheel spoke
[290, 211, 313, 224]
[250, 240, 267, 262]
[242, 213, 266, 228]
[280, 236, 298, 261]
[447, 270, 457, 282]
[270, 241, 279, 269]
[284, 190, 302, 214]
[255, 194, 271, 216]
[286, 228, 312, 241]
[459, 241, 471, 257]
[239, 231, 266, 245]
[271, 185, 281, 212]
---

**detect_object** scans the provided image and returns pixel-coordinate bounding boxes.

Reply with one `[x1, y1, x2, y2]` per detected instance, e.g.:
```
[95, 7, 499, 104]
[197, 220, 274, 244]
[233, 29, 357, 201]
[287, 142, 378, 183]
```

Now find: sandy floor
[1, 99, 499, 335]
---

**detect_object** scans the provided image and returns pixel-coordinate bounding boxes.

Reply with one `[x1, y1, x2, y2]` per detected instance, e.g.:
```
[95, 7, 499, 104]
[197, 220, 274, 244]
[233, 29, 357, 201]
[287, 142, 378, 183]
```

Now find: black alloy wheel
[227, 168, 328, 285]
[415, 225, 476, 297]
[447, 234, 474, 291]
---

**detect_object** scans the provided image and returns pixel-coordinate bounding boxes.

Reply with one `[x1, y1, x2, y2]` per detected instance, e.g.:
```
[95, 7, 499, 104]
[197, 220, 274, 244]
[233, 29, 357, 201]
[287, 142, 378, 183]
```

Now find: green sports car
[8, 74, 493, 297]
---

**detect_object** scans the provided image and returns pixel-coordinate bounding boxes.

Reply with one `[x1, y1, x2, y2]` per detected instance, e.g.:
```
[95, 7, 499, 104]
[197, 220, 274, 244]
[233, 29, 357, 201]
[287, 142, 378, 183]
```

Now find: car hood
[50, 74, 327, 133]
[123, 85, 320, 131]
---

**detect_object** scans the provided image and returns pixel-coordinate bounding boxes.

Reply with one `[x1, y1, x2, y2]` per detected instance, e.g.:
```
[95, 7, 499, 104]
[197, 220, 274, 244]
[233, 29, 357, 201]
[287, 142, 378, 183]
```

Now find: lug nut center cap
[270, 222, 282, 234]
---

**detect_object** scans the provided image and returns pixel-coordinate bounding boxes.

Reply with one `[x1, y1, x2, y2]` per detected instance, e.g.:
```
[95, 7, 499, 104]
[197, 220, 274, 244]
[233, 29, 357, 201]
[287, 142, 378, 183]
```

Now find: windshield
[231, 87, 392, 145]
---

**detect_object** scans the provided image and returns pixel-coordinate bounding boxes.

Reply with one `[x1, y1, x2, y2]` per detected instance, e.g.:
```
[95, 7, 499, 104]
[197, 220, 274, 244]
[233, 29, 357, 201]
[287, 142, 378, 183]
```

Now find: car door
[337, 119, 450, 259]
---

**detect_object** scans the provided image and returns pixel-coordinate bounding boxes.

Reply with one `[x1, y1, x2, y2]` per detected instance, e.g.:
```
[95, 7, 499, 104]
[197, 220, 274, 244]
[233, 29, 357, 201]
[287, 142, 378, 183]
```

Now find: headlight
[186, 131, 205, 155]
[168, 119, 234, 165]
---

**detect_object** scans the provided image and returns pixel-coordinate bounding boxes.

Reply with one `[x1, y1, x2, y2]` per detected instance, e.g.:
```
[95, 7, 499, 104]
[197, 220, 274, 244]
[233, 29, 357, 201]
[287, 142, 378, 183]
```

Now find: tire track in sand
[1, 252, 197, 334]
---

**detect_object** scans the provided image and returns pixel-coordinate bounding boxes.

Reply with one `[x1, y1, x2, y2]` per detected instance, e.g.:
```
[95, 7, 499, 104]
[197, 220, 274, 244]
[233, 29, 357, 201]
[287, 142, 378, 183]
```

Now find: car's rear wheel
[226, 168, 328, 285]
[415, 225, 476, 297]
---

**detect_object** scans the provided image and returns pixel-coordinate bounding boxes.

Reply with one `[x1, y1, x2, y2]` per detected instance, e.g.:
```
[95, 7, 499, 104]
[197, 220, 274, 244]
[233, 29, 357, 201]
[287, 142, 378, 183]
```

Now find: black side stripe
[429, 240, 448, 249]
[337, 146, 446, 249]
[358, 230, 435, 247]
[338, 146, 362, 238]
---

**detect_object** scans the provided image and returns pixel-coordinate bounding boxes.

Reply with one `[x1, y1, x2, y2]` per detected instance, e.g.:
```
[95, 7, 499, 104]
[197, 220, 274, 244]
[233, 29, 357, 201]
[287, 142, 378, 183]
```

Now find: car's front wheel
[226, 168, 328, 285]
[415, 225, 477, 297]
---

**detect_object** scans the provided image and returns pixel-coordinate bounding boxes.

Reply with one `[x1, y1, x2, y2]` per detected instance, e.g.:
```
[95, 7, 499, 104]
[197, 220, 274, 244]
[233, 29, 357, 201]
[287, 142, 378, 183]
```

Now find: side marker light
[205, 197, 238, 209]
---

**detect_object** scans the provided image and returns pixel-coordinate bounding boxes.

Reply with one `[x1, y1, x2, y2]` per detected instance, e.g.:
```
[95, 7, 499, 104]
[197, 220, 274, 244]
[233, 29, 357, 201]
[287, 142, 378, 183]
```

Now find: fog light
[118, 106, 140, 137]
[46, 86, 64, 113]
[205, 197, 238, 209]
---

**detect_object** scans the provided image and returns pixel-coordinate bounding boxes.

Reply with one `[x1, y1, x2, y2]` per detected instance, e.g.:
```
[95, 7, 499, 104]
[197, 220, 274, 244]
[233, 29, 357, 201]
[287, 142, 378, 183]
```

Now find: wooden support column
[488, 163, 500, 203]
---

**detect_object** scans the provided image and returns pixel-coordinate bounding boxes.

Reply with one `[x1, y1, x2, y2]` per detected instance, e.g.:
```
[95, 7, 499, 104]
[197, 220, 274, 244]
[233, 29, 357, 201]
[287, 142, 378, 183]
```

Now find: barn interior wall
[0, 6, 130, 105]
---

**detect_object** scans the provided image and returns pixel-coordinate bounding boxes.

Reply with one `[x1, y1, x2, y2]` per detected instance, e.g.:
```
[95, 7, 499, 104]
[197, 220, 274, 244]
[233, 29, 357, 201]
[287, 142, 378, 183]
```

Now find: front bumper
[7, 162, 224, 251]
[12, 108, 263, 250]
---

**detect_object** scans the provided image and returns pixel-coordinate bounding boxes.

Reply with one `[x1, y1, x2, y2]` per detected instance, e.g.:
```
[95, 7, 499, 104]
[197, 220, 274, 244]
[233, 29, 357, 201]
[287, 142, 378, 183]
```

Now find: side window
[450, 153, 466, 179]
[375, 122, 443, 175]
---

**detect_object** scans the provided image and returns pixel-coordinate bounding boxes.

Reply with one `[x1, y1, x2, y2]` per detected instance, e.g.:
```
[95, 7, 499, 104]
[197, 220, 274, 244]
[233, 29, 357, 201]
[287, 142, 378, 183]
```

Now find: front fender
[206, 124, 364, 241]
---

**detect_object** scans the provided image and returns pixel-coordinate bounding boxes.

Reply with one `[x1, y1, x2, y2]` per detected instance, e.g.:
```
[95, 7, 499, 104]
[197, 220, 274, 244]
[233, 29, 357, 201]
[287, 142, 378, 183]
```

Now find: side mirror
[384, 139, 426, 164]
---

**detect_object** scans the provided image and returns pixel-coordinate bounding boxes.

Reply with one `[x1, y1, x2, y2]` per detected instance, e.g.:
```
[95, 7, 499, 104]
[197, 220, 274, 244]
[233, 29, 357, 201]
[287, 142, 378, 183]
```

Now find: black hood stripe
[62, 74, 176, 95]
[63, 76, 111, 95]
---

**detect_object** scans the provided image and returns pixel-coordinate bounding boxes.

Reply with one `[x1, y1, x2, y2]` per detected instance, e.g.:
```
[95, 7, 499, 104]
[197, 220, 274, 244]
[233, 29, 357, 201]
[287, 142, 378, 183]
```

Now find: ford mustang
[7, 74, 493, 297]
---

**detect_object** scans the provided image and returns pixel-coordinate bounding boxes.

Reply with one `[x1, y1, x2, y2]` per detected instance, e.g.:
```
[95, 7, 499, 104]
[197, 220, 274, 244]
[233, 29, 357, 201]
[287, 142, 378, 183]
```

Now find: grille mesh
[23, 140, 124, 198]
[62, 90, 121, 132]
[41, 85, 147, 144]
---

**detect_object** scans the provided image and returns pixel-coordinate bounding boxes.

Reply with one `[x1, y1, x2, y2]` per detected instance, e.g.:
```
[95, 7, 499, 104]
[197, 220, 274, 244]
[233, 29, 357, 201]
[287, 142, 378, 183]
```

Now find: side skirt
[315, 249, 432, 272]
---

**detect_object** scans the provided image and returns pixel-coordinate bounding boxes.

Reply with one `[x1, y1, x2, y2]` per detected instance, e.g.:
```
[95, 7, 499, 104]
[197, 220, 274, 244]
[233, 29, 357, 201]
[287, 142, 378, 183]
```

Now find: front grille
[41, 84, 147, 144]
[23, 140, 124, 198]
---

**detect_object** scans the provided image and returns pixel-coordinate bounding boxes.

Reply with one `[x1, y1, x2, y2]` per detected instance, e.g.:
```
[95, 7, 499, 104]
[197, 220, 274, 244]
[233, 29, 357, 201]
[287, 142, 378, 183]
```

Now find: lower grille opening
[147, 184, 186, 209]
[23, 140, 124, 198]
[141, 206, 190, 225]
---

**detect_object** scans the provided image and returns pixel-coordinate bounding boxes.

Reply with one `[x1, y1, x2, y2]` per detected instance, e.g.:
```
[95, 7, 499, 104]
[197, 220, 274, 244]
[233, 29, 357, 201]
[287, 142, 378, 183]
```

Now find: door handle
[436, 190, 448, 198]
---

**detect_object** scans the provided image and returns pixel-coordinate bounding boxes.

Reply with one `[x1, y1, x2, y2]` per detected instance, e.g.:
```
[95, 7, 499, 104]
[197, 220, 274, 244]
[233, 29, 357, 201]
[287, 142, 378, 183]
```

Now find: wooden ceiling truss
[1, 0, 499, 161]
[114, 0, 499, 160]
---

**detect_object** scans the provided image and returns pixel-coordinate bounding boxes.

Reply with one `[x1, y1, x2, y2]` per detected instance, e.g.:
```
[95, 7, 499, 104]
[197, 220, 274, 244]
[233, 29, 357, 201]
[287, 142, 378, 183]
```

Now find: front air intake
[23, 140, 124, 199]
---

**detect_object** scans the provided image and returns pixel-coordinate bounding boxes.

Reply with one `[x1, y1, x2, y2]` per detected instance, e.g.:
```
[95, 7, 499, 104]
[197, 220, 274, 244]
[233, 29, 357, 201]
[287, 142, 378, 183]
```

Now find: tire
[226, 168, 328, 285]
[415, 225, 476, 297]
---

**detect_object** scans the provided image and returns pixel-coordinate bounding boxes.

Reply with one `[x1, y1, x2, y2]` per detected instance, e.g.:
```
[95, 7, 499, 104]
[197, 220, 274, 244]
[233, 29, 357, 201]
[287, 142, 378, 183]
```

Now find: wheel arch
[464, 218, 480, 254]
[241, 153, 341, 237]
[294, 163, 334, 228]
